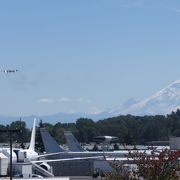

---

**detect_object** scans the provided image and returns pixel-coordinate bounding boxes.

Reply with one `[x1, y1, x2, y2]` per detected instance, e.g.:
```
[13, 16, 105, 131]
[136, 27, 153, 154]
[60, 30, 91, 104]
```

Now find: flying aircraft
[3, 69, 19, 74]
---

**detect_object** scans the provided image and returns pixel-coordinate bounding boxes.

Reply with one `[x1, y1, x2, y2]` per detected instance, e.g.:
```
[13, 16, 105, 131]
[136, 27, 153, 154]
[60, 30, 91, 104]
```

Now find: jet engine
[40, 162, 51, 172]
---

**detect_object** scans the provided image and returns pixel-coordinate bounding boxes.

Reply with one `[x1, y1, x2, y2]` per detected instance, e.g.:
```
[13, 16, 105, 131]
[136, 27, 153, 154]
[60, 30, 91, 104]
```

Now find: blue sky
[0, 0, 180, 116]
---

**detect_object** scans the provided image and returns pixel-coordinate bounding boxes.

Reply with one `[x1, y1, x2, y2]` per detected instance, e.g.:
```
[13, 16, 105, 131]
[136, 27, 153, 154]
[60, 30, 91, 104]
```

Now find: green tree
[10, 120, 30, 143]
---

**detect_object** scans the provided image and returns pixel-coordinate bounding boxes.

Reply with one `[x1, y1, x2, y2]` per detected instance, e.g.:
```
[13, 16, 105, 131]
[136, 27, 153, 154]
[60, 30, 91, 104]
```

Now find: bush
[105, 149, 180, 180]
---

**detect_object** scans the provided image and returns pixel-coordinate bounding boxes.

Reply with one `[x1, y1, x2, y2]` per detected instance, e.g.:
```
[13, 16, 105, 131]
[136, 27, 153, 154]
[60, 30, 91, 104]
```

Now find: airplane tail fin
[64, 131, 85, 152]
[28, 118, 36, 151]
[40, 128, 65, 153]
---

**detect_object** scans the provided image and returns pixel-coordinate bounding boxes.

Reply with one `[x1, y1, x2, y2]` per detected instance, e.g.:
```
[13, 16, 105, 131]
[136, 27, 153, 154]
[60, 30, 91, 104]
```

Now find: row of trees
[1, 110, 180, 150]
[0, 120, 31, 143]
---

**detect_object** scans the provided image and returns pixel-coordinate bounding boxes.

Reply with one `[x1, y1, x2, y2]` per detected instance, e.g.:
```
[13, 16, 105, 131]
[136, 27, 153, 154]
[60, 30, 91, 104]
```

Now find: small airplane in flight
[3, 69, 19, 74]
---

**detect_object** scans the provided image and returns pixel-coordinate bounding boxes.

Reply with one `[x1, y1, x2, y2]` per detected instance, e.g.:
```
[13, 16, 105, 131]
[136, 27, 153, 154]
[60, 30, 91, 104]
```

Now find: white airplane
[93, 135, 119, 142]
[39, 128, 159, 162]
[1, 119, 38, 162]
[3, 69, 19, 74]
[0, 119, 105, 173]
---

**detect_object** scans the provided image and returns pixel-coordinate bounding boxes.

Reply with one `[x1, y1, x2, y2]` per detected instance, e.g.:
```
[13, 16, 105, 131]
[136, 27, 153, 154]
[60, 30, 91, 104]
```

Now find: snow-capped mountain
[109, 98, 139, 114]
[115, 79, 180, 115]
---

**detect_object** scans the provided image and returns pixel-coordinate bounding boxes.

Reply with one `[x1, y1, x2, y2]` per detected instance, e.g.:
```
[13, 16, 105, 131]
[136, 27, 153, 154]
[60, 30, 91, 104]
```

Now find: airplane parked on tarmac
[40, 128, 118, 153]
[93, 135, 119, 143]
[0, 119, 104, 170]
[0, 119, 38, 162]
[39, 128, 131, 158]
[39, 128, 161, 162]
[0, 119, 104, 177]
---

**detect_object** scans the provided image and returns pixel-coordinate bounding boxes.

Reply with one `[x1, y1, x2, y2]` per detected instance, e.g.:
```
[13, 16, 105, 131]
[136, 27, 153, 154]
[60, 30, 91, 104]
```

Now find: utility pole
[0, 129, 21, 180]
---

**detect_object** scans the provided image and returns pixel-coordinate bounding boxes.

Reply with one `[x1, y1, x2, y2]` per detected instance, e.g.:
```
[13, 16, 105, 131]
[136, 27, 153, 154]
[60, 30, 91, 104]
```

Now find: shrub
[105, 149, 180, 180]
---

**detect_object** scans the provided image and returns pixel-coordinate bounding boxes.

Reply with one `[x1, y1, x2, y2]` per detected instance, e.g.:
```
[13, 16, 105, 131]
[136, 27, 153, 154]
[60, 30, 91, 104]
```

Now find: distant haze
[1, 79, 180, 127]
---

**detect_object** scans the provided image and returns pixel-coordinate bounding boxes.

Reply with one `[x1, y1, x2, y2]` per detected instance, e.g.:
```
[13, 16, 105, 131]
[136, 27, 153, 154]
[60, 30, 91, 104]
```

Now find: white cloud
[77, 98, 84, 102]
[38, 97, 91, 104]
[38, 97, 72, 103]
[77, 98, 91, 103]
[38, 98, 54, 103]
[87, 107, 105, 114]
[59, 97, 71, 102]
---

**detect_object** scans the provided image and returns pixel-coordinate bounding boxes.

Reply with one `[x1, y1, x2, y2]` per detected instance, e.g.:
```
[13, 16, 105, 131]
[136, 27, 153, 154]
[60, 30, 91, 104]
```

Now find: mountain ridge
[118, 79, 180, 115]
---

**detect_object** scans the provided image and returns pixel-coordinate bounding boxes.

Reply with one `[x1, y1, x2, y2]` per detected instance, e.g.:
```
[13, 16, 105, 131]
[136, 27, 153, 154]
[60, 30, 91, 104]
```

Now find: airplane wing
[38, 151, 69, 158]
[37, 151, 106, 158]
[31, 156, 105, 163]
